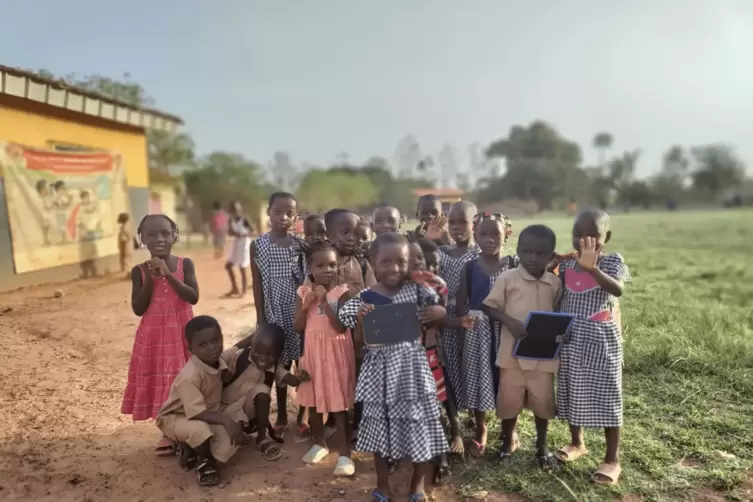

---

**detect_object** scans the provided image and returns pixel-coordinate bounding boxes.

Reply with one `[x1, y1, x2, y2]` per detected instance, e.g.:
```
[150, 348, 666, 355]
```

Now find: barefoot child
[457, 212, 518, 458]
[339, 232, 448, 502]
[224, 201, 253, 298]
[554, 210, 629, 486]
[156, 316, 247, 486]
[250, 192, 307, 438]
[294, 240, 357, 476]
[117, 212, 132, 278]
[482, 225, 561, 468]
[221, 323, 307, 462]
[122, 214, 198, 456]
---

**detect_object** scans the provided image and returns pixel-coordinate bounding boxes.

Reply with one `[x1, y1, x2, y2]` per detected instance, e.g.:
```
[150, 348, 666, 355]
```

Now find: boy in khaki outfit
[156, 316, 248, 487]
[482, 225, 562, 469]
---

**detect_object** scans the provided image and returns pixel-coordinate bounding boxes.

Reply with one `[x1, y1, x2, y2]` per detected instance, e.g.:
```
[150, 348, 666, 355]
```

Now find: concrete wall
[0, 94, 151, 292]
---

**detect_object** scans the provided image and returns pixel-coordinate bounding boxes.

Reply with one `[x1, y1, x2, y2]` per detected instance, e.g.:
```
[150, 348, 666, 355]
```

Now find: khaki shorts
[496, 368, 556, 420]
[221, 382, 269, 422]
[157, 414, 237, 463]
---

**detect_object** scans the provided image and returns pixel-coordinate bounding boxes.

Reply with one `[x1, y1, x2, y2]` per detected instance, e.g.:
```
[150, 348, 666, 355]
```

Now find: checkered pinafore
[254, 232, 306, 363]
[338, 282, 448, 463]
[438, 245, 480, 406]
[461, 256, 517, 411]
[556, 253, 629, 428]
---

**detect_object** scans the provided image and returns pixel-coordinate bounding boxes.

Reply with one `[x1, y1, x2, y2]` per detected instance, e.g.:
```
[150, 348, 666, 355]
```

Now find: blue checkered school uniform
[556, 254, 629, 428]
[461, 256, 518, 411]
[338, 282, 448, 463]
[254, 232, 306, 363]
[438, 245, 480, 407]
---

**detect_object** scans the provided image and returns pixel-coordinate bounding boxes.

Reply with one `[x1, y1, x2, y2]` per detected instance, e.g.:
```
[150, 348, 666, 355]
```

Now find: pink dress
[295, 284, 356, 413]
[121, 257, 193, 420]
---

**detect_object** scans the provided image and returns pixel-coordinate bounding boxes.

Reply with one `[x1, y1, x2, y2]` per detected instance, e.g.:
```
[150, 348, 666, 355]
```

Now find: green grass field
[454, 209, 753, 501]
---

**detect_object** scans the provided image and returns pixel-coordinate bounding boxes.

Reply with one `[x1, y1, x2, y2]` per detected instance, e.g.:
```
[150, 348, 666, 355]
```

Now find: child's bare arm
[234, 332, 255, 348]
[320, 291, 350, 333]
[165, 258, 199, 305]
[293, 294, 308, 333]
[130, 265, 153, 316]
[249, 241, 266, 323]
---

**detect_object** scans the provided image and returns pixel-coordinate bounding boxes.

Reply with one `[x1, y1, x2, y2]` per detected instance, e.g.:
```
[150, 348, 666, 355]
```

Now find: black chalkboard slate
[513, 311, 575, 361]
[362, 303, 422, 346]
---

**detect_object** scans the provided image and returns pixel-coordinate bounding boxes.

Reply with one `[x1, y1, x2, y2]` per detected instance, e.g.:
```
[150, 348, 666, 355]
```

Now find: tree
[269, 151, 298, 192]
[482, 121, 583, 209]
[593, 132, 613, 171]
[651, 145, 690, 202]
[296, 169, 380, 212]
[690, 145, 745, 197]
[393, 135, 423, 179]
[437, 143, 459, 188]
[148, 129, 195, 173]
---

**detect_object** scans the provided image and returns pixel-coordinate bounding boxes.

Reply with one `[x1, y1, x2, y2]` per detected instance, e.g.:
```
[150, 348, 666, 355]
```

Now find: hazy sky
[2, 1, 752, 177]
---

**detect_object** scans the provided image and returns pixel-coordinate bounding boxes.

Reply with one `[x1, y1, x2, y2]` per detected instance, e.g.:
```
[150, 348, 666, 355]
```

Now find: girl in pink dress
[121, 214, 199, 456]
[293, 240, 356, 477]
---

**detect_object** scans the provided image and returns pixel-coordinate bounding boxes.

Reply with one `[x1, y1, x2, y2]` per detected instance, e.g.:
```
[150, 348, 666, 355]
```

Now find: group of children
[121, 193, 629, 501]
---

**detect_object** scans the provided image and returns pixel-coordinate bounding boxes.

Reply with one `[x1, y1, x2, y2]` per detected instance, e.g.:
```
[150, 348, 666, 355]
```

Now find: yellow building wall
[150, 182, 177, 222]
[0, 103, 148, 187]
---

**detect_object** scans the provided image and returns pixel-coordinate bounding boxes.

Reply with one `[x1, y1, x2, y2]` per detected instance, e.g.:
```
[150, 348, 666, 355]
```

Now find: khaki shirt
[220, 346, 289, 405]
[483, 267, 562, 373]
[157, 355, 229, 420]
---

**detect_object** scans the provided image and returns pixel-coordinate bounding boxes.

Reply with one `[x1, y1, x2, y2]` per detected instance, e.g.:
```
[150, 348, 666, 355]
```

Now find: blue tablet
[512, 311, 575, 361]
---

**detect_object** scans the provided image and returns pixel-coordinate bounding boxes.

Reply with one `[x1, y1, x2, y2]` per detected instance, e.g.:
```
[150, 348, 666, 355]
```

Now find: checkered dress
[438, 245, 480, 406]
[338, 282, 448, 462]
[556, 253, 629, 428]
[254, 232, 306, 363]
[461, 257, 517, 411]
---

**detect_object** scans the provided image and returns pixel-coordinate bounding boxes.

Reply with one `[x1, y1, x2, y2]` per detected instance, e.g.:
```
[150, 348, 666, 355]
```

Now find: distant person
[224, 201, 253, 298]
[371, 205, 402, 236]
[355, 217, 372, 250]
[122, 214, 199, 457]
[302, 214, 326, 244]
[553, 209, 629, 486]
[117, 212, 133, 278]
[209, 201, 228, 259]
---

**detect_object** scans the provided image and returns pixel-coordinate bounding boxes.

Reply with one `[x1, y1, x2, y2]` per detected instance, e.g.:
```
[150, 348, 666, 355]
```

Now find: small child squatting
[482, 224, 561, 469]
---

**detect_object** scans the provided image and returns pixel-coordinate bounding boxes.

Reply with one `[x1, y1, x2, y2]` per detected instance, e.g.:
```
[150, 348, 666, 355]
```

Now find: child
[250, 192, 307, 438]
[408, 237, 466, 485]
[338, 232, 448, 502]
[157, 316, 246, 486]
[435, 201, 480, 415]
[123, 214, 199, 456]
[553, 210, 628, 486]
[117, 212, 132, 278]
[482, 224, 561, 468]
[356, 217, 372, 250]
[220, 323, 306, 462]
[294, 240, 356, 476]
[413, 194, 452, 245]
[457, 212, 517, 457]
[224, 201, 253, 298]
[303, 214, 327, 244]
[210, 200, 228, 260]
[371, 205, 401, 236]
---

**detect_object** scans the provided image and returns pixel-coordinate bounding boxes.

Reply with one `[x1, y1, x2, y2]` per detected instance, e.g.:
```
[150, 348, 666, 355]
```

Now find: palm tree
[593, 132, 613, 172]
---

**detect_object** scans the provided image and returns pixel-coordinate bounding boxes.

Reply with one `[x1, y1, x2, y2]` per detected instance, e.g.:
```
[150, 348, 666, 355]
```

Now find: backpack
[223, 347, 275, 388]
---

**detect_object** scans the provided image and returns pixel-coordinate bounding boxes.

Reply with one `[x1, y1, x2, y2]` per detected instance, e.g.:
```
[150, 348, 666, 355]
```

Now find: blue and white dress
[556, 253, 629, 428]
[438, 245, 480, 406]
[338, 282, 448, 463]
[253, 232, 306, 363]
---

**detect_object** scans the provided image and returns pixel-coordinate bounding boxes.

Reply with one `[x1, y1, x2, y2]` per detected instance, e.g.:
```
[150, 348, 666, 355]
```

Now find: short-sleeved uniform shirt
[483, 267, 562, 373]
[157, 355, 229, 421]
[220, 345, 290, 405]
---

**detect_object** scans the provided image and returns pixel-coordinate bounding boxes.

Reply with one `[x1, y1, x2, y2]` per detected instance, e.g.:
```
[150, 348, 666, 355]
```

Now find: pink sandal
[156, 437, 176, 456]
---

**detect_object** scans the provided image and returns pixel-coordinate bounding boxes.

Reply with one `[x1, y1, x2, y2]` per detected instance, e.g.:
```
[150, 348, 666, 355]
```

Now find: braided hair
[136, 214, 179, 245]
[472, 211, 512, 240]
[303, 239, 338, 283]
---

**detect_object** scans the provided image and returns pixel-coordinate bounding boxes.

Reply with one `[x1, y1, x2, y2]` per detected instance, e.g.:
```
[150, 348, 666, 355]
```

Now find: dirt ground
[0, 250, 492, 502]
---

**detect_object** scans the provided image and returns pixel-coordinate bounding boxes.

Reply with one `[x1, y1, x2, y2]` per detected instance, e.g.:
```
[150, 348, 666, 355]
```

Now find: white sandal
[333, 456, 355, 476]
[302, 444, 330, 464]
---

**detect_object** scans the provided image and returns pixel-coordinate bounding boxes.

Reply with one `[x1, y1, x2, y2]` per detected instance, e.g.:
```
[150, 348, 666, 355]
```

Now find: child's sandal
[295, 423, 312, 443]
[371, 488, 390, 501]
[535, 451, 559, 470]
[177, 443, 197, 470]
[409, 493, 427, 502]
[258, 438, 283, 461]
[196, 459, 220, 487]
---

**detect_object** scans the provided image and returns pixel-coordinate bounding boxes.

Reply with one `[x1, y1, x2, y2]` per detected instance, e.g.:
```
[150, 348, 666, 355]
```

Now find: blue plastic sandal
[371, 488, 390, 501]
[409, 493, 427, 502]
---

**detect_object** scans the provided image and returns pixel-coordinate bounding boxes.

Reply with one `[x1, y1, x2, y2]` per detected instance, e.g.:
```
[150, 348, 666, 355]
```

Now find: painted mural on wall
[0, 142, 130, 274]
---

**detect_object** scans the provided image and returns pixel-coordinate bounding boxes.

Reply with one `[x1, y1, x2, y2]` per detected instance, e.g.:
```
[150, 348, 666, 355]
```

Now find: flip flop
[592, 463, 621, 486]
[302, 444, 330, 464]
[554, 444, 589, 463]
[295, 424, 312, 443]
[371, 489, 390, 501]
[333, 456, 356, 477]
[258, 438, 283, 461]
[273, 424, 286, 440]
[155, 437, 176, 457]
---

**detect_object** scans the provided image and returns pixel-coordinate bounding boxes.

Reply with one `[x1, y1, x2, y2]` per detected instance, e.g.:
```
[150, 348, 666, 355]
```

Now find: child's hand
[298, 369, 311, 383]
[460, 314, 476, 330]
[507, 319, 528, 340]
[418, 305, 446, 324]
[556, 331, 572, 344]
[303, 291, 318, 308]
[225, 420, 250, 446]
[314, 285, 327, 302]
[357, 303, 375, 321]
[575, 237, 600, 271]
[147, 258, 169, 277]
[283, 374, 302, 387]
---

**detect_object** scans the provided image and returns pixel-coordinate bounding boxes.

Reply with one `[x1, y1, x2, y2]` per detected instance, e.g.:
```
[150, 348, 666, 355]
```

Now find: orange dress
[295, 284, 356, 413]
